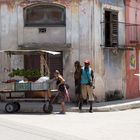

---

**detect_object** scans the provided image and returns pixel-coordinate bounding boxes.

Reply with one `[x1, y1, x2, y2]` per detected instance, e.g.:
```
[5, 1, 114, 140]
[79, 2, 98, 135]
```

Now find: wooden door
[47, 52, 63, 78]
[24, 55, 40, 70]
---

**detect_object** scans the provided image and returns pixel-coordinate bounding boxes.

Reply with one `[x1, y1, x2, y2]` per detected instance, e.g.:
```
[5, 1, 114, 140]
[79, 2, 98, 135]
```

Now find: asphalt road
[0, 109, 140, 140]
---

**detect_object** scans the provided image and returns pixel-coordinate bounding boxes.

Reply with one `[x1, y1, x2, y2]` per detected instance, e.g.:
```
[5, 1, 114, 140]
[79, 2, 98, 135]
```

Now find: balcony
[125, 23, 140, 47]
[101, 21, 140, 50]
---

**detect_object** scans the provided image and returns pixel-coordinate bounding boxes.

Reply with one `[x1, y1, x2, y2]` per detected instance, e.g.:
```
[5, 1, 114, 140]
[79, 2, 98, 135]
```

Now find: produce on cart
[0, 50, 60, 113]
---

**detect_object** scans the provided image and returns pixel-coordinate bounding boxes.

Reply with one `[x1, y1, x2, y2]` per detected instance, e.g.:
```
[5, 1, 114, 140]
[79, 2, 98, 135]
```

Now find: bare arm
[57, 75, 65, 87]
[91, 70, 94, 81]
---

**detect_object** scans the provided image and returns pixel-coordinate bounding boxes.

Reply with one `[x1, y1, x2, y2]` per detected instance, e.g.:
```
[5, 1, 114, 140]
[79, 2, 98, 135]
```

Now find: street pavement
[0, 98, 140, 140]
[0, 109, 140, 140]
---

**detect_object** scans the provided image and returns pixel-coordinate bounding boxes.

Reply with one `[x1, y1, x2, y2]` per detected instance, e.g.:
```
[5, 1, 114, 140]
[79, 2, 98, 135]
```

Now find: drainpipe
[78, 2, 80, 61]
[135, 0, 138, 42]
[90, 0, 94, 68]
[92, 0, 95, 70]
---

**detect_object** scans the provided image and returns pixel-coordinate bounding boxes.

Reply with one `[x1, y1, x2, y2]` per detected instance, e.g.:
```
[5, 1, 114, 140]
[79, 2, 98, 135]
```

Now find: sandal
[59, 111, 66, 114]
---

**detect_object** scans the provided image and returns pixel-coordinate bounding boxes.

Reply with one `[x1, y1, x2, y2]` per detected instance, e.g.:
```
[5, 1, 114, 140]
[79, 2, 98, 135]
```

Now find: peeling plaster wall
[0, 4, 23, 81]
[0, 5, 18, 50]
[68, 0, 96, 100]
[0, 0, 125, 101]
[94, 1, 125, 101]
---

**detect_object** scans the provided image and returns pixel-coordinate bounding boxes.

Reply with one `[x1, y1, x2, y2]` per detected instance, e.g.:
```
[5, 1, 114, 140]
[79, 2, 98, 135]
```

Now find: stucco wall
[94, 1, 125, 101]
[23, 27, 66, 44]
[0, 5, 22, 81]
[125, 0, 140, 99]
[0, 0, 125, 101]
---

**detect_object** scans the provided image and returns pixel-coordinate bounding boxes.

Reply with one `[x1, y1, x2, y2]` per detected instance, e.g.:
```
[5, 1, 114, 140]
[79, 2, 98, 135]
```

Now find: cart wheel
[5, 102, 15, 113]
[13, 102, 20, 112]
[43, 103, 53, 113]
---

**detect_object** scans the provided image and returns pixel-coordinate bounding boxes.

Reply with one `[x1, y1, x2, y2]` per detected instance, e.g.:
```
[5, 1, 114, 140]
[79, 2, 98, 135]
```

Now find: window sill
[100, 45, 134, 51]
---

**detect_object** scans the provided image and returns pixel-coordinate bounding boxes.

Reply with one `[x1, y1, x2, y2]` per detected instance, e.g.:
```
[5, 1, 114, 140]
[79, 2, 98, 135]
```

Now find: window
[24, 4, 65, 26]
[105, 10, 118, 47]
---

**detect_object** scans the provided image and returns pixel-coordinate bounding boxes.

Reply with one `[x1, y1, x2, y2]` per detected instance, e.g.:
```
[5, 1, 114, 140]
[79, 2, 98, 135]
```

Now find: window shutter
[111, 12, 118, 47]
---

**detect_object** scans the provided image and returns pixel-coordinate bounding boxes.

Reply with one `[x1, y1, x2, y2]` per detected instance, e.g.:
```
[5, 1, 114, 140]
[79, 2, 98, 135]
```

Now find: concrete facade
[0, 0, 125, 101]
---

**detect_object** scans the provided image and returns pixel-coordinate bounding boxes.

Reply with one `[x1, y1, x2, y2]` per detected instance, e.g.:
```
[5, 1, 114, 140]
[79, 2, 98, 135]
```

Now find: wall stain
[0, 0, 73, 9]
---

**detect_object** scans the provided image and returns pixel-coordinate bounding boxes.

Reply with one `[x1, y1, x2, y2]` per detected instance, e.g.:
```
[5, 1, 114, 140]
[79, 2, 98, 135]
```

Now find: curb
[96, 101, 140, 112]
[67, 101, 140, 112]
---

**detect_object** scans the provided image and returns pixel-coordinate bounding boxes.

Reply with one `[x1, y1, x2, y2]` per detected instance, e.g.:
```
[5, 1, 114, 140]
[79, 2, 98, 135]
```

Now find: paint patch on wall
[129, 50, 136, 70]
[0, 0, 72, 9]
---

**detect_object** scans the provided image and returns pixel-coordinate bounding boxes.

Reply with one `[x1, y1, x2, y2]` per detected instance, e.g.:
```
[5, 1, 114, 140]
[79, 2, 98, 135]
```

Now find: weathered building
[125, 0, 140, 99]
[0, 0, 126, 101]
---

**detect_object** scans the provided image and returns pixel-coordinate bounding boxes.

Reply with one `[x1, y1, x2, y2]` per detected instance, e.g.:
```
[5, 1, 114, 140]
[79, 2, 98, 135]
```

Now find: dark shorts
[57, 91, 65, 103]
[75, 84, 81, 95]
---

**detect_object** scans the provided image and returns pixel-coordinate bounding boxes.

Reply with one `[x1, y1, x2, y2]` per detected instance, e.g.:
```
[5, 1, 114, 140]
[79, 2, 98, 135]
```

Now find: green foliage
[8, 68, 41, 78]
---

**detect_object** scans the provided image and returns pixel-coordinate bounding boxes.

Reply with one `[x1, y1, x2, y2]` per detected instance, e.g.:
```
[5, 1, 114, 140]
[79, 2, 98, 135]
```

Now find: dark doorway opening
[24, 55, 40, 71]
[105, 11, 111, 47]
[47, 52, 63, 78]
[24, 52, 63, 79]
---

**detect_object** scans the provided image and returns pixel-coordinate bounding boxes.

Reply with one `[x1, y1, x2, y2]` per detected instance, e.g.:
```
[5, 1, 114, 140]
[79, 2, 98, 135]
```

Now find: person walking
[79, 60, 94, 113]
[74, 61, 82, 106]
[54, 70, 69, 114]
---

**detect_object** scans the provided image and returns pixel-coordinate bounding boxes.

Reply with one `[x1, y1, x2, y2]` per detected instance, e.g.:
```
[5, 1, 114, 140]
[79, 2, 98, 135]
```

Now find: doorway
[24, 52, 63, 79]
[47, 52, 63, 78]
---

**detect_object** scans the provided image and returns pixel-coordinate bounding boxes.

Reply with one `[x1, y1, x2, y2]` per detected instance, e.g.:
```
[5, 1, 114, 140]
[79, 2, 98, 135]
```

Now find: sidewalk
[65, 97, 140, 112]
[0, 98, 140, 113]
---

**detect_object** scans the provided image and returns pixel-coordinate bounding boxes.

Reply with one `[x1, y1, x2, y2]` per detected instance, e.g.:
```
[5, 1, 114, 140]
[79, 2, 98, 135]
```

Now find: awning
[99, 0, 124, 7]
[0, 50, 60, 55]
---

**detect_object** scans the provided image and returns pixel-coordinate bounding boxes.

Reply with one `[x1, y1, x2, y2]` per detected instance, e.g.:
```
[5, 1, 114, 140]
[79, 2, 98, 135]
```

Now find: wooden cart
[0, 50, 60, 113]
